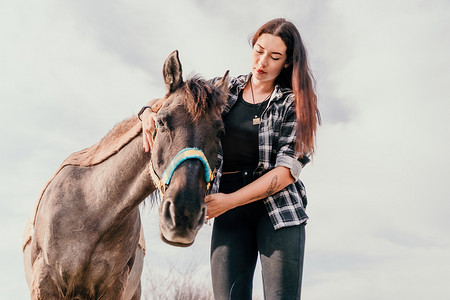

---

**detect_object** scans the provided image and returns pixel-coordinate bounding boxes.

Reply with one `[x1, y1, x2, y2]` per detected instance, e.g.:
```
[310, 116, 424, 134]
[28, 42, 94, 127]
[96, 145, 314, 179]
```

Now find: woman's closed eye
[255, 48, 281, 60]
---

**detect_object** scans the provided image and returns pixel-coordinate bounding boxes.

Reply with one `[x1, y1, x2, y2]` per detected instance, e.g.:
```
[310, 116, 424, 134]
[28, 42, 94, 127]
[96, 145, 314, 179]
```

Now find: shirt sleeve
[274, 97, 303, 181]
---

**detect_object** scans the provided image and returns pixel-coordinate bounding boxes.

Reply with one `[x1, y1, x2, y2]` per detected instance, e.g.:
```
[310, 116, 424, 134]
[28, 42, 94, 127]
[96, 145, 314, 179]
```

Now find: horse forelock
[181, 75, 226, 120]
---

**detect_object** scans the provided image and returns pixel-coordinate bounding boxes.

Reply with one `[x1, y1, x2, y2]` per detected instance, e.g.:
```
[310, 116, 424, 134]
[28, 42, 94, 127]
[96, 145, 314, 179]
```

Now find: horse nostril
[162, 200, 175, 229]
[194, 206, 207, 230]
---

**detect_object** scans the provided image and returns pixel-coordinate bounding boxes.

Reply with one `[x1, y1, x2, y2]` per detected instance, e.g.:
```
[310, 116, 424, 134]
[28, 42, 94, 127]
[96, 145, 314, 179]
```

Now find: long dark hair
[251, 18, 321, 155]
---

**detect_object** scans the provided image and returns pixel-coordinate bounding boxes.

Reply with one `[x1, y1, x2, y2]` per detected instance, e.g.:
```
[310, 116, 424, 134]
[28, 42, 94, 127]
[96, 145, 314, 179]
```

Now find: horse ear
[163, 50, 183, 93]
[215, 70, 230, 95]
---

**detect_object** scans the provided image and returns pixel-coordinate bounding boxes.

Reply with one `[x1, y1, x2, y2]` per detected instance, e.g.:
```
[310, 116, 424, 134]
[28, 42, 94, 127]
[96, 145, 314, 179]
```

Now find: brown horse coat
[22, 50, 229, 299]
[23, 117, 144, 252]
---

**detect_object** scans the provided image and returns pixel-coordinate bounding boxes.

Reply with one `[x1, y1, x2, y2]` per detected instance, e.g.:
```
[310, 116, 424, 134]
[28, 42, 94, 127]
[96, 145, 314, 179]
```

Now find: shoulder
[228, 74, 249, 91]
[272, 85, 295, 108]
[230, 74, 249, 85]
[209, 73, 249, 90]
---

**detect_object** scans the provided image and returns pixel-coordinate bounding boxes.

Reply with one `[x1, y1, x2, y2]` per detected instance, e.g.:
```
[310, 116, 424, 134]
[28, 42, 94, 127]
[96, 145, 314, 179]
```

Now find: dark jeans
[210, 171, 306, 300]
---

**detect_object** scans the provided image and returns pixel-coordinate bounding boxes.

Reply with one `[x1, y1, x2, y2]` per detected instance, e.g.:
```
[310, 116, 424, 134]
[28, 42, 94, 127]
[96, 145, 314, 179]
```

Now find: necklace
[250, 79, 273, 125]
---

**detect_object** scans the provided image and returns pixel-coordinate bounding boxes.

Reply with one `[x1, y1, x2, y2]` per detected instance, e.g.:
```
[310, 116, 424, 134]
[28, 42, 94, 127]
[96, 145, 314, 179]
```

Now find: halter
[149, 147, 216, 197]
[146, 99, 216, 197]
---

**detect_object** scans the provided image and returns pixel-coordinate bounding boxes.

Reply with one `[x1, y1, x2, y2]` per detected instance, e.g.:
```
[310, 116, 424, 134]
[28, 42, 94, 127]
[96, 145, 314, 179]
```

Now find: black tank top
[222, 92, 269, 172]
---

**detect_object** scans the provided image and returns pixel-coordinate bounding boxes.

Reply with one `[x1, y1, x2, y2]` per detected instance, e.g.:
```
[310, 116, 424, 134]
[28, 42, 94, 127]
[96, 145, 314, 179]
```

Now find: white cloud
[300, 1, 450, 298]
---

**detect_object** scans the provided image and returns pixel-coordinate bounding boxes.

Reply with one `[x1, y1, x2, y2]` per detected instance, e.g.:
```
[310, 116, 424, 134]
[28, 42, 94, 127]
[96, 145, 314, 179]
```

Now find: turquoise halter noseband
[150, 147, 215, 196]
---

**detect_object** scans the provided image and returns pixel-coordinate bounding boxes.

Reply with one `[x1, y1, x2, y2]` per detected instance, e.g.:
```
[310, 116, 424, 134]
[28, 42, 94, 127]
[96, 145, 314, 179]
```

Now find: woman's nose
[259, 55, 268, 67]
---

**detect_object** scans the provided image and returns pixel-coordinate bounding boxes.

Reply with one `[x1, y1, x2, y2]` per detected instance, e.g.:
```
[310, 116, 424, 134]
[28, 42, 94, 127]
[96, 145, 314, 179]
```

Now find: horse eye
[217, 129, 225, 138]
[157, 119, 165, 128]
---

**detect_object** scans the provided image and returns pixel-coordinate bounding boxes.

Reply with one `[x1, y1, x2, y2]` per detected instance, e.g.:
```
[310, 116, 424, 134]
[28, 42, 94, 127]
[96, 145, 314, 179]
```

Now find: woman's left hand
[205, 193, 236, 219]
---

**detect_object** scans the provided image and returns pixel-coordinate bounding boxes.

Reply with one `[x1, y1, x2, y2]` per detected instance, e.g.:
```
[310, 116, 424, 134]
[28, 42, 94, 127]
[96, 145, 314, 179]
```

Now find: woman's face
[251, 33, 288, 85]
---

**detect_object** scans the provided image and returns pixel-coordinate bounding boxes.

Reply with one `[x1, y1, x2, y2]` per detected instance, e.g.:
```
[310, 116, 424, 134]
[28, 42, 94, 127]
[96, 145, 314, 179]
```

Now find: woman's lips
[256, 68, 266, 74]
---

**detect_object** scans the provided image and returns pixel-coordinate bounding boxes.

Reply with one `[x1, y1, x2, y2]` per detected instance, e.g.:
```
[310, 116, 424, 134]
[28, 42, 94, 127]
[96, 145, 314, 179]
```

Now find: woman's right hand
[141, 108, 156, 152]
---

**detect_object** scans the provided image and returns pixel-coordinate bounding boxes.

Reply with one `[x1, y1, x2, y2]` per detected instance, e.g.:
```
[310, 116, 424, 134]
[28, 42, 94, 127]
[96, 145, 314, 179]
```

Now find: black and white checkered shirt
[210, 74, 310, 230]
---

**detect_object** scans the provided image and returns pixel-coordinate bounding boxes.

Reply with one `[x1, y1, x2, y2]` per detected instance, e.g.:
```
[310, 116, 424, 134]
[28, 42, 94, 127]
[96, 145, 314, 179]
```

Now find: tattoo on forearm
[249, 175, 282, 202]
[266, 175, 280, 197]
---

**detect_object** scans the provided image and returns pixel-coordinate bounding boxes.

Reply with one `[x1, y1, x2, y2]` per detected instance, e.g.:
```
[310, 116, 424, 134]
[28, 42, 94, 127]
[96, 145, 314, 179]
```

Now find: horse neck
[94, 133, 155, 218]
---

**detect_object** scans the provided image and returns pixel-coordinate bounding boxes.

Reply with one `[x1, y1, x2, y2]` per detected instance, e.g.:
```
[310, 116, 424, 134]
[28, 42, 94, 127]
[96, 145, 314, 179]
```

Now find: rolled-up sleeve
[275, 155, 303, 181]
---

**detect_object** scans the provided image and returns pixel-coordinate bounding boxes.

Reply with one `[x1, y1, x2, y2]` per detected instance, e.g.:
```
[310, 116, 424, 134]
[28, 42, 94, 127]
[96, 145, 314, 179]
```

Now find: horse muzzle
[151, 148, 212, 247]
[158, 181, 207, 247]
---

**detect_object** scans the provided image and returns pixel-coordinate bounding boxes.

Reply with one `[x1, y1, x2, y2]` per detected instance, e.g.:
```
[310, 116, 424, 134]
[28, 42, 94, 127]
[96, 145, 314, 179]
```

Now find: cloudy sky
[1, 0, 449, 299]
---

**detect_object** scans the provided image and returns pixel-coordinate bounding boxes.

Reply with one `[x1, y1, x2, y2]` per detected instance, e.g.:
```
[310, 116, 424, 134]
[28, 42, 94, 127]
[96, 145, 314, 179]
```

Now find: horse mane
[182, 75, 227, 120]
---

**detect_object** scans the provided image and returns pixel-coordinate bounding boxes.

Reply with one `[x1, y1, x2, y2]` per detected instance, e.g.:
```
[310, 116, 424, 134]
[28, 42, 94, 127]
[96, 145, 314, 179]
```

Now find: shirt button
[244, 171, 248, 175]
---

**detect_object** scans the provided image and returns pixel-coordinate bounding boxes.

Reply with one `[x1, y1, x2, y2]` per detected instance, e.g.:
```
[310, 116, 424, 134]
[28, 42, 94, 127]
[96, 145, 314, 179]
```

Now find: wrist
[138, 106, 152, 121]
[227, 192, 240, 209]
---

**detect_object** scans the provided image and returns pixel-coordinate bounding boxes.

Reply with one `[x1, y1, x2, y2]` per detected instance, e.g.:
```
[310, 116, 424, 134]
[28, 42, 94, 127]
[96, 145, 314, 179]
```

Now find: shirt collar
[238, 73, 284, 100]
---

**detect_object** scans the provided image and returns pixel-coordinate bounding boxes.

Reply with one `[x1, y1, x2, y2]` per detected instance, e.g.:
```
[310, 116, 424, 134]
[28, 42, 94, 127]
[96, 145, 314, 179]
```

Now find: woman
[140, 18, 320, 300]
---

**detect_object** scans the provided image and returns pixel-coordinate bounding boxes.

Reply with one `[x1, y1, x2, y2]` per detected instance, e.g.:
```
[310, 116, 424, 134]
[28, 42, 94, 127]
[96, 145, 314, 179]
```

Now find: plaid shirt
[210, 74, 310, 230]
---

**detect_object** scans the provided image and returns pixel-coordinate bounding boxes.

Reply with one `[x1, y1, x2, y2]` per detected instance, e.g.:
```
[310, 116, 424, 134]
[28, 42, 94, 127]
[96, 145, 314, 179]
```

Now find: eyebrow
[256, 43, 284, 56]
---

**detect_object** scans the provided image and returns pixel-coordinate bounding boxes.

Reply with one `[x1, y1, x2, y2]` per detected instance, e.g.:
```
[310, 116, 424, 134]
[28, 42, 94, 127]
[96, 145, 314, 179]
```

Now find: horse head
[150, 51, 228, 247]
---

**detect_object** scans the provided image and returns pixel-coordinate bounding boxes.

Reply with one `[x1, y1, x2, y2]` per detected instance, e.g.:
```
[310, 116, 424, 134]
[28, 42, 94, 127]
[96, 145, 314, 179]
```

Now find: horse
[22, 50, 229, 299]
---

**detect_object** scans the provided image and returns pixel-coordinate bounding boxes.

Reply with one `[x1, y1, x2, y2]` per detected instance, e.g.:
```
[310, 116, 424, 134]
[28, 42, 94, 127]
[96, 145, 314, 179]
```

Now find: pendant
[252, 117, 261, 125]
